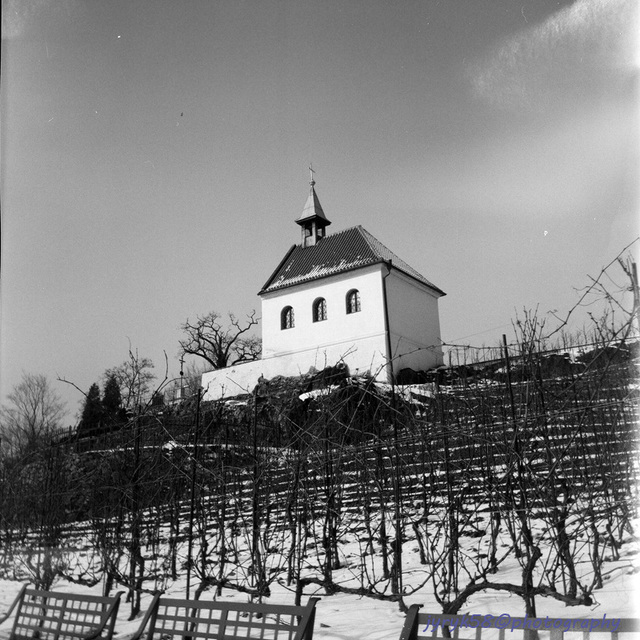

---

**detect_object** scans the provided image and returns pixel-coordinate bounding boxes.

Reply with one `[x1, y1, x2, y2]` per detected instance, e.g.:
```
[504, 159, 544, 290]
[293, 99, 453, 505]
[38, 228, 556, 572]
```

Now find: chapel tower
[295, 170, 331, 247]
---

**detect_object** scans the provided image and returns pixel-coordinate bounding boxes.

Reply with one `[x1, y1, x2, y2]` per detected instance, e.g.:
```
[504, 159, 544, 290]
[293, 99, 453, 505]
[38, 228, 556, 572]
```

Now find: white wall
[385, 269, 444, 373]
[261, 263, 389, 362]
[201, 336, 389, 400]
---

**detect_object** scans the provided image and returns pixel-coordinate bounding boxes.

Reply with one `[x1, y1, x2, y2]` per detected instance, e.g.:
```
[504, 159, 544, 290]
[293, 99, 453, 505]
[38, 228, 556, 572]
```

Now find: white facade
[262, 264, 387, 366]
[202, 257, 444, 401]
[385, 268, 444, 372]
[262, 262, 444, 376]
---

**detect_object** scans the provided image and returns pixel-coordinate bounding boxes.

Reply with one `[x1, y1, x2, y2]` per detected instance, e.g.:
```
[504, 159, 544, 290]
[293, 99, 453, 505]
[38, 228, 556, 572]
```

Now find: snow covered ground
[0, 528, 637, 640]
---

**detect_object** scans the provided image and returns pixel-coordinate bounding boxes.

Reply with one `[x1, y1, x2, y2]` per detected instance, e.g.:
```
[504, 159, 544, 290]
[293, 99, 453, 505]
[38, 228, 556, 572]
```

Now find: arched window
[281, 306, 295, 330]
[346, 289, 361, 314]
[312, 297, 327, 322]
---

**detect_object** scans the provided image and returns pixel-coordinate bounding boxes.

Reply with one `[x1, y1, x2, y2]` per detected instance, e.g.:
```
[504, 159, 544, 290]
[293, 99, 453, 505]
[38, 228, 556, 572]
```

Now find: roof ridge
[356, 226, 446, 295]
[357, 226, 380, 253]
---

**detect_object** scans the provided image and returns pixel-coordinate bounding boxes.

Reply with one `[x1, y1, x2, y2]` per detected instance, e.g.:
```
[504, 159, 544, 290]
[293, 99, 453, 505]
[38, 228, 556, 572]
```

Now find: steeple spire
[295, 167, 331, 247]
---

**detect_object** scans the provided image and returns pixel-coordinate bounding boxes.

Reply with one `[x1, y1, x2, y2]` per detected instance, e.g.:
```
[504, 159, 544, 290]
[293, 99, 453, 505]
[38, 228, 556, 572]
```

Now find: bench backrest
[141, 596, 319, 640]
[400, 608, 640, 640]
[9, 587, 123, 640]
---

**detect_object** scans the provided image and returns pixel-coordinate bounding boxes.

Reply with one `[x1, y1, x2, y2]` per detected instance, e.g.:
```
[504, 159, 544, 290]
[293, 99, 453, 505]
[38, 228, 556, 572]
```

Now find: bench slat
[15, 611, 101, 624]
[13, 628, 103, 639]
[156, 611, 298, 627]
[158, 600, 310, 616]
[152, 622, 300, 635]
[23, 591, 116, 606]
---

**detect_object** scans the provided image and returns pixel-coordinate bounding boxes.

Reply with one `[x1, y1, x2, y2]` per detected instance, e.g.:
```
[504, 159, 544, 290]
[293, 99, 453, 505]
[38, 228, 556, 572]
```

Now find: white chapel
[201, 176, 445, 400]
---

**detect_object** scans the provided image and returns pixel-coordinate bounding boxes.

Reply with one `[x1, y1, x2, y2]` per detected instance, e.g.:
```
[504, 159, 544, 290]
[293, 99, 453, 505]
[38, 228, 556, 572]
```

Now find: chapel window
[281, 306, 295, 330]
[346, 289, 361, 314]
[312, 297, 327, 322]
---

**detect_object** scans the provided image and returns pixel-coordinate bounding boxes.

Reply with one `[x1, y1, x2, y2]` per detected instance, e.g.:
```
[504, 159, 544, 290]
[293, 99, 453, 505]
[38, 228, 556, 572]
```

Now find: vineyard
[1, 317, 638, 621]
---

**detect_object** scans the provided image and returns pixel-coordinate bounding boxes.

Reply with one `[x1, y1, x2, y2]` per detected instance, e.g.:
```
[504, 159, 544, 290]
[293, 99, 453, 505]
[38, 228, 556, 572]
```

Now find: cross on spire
[309, 164, 315, 186]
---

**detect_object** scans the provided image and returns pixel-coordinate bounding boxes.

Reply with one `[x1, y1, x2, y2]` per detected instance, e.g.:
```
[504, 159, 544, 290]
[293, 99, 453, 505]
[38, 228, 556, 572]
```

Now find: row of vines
[1, 318, 637, 618]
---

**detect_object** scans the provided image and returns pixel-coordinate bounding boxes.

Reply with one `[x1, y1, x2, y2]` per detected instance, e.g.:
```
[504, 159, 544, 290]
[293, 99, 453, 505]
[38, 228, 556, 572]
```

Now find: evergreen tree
[78, 383, 102, 436]
[102, 374, 122, 421]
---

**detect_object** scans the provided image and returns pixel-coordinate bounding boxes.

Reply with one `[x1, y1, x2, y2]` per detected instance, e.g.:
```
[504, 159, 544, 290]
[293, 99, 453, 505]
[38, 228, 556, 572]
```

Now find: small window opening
[346, 289, 361, 314]
[313, 298, 327, 322]
[281, 306, 295, 330]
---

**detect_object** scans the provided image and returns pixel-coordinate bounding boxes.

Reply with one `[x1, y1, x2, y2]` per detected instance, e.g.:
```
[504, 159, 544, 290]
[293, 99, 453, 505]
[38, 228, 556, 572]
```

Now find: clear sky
[1, 0, 638, 423]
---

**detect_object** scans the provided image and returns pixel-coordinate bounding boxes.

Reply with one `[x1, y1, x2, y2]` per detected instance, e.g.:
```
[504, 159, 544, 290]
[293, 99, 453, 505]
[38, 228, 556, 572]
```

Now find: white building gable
[201, 179, 445, 400]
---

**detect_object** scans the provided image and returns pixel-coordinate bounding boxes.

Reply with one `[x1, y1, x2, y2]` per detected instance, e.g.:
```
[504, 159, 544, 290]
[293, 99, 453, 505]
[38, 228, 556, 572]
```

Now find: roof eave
[385, 260, 446, 297]
[295, 214, 332, 226]
[259, 258, 387, 295]
[258, 244, 297, 295]
[260, 257, 446, 297]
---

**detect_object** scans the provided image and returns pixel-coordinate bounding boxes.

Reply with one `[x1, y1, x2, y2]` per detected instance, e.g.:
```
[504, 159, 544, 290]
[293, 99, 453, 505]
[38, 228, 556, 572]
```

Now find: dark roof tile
[259, 226, 445, 295]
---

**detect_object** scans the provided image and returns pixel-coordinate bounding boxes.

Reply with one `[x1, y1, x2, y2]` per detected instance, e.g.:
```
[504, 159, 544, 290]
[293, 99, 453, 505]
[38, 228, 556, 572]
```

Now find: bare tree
[0, 373, 66, 455]
[104, 350, 156, 413]
[179, 310, 261, 370]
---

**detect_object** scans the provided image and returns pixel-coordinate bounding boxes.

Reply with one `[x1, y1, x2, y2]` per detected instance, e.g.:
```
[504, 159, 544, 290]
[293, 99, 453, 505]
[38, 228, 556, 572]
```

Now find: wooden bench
[0, 585, 123, 640]
[400, 608, 640, 640]
[130, 595, 320, 640]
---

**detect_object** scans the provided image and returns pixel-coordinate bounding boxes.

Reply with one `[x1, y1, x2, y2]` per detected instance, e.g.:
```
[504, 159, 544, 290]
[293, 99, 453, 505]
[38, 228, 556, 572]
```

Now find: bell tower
[295, 167, 331, 247]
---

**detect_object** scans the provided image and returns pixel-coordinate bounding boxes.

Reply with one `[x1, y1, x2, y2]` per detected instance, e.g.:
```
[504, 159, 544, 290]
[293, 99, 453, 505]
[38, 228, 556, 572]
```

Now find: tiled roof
[259, 225, 445, 295]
